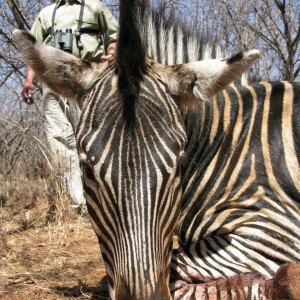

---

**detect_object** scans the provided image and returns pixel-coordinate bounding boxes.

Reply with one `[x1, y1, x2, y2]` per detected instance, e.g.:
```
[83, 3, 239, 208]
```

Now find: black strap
[75, 0, 85, 50]
[77, 0, 85, 33]
[50, 1, 60, 35]
[79, 28, 100, 34]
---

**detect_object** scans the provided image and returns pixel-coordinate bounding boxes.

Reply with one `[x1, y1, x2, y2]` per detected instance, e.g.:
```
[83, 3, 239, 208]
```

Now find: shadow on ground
[53, 276, 109, 299]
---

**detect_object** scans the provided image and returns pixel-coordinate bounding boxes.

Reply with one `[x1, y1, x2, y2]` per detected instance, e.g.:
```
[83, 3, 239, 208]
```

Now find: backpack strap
[75, 0, 85, 49]
[50, 1, 60, 35]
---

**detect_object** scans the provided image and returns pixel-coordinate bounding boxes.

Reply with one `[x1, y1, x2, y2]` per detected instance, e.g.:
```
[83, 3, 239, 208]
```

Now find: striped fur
[171, 81, 300, 298]
[77, 68, 186, 298]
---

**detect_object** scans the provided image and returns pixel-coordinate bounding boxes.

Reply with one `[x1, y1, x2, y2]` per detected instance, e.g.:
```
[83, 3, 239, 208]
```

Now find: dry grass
[0, 177, 108, 300]
[0, 171, 180, 300]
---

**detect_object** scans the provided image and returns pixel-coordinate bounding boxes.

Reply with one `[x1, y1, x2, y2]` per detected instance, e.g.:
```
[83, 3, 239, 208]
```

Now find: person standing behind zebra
[21, 0, 118, 213]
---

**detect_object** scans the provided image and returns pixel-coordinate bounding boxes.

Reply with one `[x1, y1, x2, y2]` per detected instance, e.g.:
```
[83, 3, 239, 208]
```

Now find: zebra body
[171, 81, 300, 298]
[13, 0, 300, 298]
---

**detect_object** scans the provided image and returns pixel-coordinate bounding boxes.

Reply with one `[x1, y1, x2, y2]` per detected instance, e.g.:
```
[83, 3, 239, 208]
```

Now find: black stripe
[292, 83, 300, 169]
[268, 82, 300, 200]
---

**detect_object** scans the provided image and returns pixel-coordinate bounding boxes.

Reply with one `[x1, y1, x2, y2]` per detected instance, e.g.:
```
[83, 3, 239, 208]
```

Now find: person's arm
[21, 11, 44, 104]
[22, 65, 36, 104]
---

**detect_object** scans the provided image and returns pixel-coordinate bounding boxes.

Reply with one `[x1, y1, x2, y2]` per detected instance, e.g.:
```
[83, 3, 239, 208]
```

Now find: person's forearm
[25, 65, 36, 84]
[22, 65, 36, 103]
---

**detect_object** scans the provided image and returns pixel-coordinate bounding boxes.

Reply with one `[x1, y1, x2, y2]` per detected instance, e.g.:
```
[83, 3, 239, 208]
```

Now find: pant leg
[42, 84, 85, 208]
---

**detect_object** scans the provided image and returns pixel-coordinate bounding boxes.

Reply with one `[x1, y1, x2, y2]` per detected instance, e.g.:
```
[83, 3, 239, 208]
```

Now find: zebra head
[13, 1, 259, 299]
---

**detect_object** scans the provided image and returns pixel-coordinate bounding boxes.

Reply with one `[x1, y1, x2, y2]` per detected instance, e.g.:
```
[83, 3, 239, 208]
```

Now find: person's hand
[22, 80, 34, 104]
[100, 53, 114, 62]
[22, 66, 35, 104]
[101, 42, 117, 62]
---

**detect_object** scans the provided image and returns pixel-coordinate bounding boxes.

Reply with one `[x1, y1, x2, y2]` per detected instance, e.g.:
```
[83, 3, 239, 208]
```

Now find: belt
[79, 29, 100, 34]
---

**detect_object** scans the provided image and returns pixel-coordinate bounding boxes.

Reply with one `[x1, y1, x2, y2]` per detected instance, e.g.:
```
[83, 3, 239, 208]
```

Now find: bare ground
[0, 182, 109, 300]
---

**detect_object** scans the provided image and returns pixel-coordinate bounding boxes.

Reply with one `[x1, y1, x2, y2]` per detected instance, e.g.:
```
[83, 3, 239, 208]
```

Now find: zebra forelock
[116, 0, 150, 127]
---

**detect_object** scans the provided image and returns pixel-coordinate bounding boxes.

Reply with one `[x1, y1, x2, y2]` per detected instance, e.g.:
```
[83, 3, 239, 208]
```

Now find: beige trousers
[42, 84, 85, 208]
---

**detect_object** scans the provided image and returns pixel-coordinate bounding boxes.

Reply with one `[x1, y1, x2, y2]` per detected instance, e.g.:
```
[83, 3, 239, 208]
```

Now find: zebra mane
[142, 7, 249, 83]
[141, 7, 220, 64]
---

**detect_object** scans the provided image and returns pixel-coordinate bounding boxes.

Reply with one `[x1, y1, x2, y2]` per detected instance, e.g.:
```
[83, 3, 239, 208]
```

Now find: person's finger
[100, 53, 113, 62]
[21, 86, 33, 104]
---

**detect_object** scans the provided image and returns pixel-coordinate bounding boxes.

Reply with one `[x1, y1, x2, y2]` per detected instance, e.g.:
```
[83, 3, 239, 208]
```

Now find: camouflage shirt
[31, 0, 118, 61]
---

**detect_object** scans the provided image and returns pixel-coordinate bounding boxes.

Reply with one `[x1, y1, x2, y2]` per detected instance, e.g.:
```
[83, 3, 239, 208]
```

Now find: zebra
[13, 0, 300, 299]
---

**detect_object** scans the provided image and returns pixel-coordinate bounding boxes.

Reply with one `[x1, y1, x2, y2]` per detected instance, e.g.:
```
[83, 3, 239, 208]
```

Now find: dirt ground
[0, 189, 109, 300]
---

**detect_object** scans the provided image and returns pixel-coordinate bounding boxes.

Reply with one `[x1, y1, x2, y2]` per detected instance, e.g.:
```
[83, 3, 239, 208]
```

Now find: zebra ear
[169, 50, 259, 104]
[13, 30, 103, 104]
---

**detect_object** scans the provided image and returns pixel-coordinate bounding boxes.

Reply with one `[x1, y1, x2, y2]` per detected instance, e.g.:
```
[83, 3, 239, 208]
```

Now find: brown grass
[0, 177, 108, 300]
[0, 173, 181, 300]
